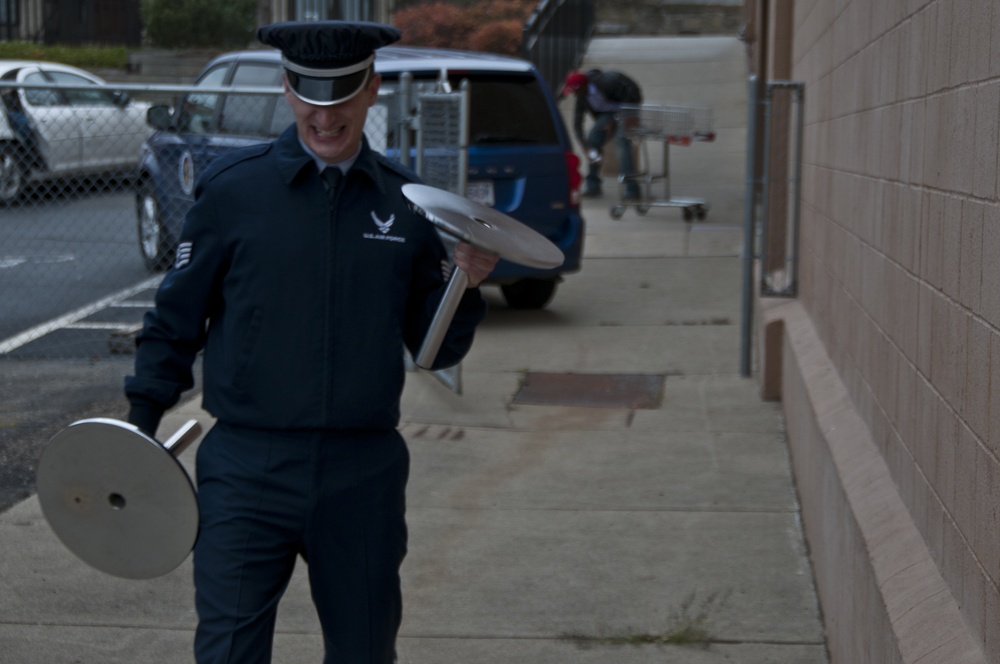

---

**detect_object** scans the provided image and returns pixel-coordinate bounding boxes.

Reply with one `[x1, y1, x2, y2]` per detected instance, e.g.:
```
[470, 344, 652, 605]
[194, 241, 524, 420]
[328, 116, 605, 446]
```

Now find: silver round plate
[402, 183, 565, 269]
[36, 418, 198, 579]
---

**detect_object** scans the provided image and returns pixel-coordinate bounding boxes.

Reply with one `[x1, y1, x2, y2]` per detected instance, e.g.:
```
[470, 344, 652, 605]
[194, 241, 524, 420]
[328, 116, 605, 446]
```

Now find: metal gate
[759, 81, 804, 298]
[44, 0, 142, 46]
[739, 77, 804, 376]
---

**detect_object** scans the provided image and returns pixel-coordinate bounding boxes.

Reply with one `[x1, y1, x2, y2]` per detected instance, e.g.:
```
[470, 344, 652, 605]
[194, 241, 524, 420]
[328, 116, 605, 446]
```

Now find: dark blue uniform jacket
[125, 125, 487, 434]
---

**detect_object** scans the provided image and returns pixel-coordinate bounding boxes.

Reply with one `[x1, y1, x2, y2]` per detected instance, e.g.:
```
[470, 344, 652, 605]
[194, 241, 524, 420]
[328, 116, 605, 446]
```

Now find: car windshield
[383, 72, 559, 146]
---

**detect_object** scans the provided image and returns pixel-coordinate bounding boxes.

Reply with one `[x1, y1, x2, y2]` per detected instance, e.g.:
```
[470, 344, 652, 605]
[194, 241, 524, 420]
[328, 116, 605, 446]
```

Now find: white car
[0, 60, 151, 203]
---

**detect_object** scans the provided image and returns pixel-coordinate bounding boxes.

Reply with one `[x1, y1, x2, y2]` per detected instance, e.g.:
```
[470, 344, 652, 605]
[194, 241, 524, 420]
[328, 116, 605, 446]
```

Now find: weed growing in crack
[561, 589, 730, 650]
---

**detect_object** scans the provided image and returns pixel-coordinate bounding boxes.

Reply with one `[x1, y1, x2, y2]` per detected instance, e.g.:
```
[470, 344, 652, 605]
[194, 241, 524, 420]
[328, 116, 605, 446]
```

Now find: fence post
[739, 75, 760, 378]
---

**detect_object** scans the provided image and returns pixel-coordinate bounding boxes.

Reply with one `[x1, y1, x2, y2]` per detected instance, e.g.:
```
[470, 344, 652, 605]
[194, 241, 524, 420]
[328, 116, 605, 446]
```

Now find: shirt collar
[298, 136, 360, 175]
[274, 124, 387, 193]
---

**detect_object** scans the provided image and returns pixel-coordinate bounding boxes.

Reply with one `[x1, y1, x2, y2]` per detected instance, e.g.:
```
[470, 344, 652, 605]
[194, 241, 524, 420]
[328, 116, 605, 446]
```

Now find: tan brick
[849, 0, 872, 54]
[929, 292, 951, 395]
[908, 98, 926, 184]
[990, 332, 1000, 456]
[949, 300, 970, 409]
[970, 0, 993, 81]
[921, 191, 945, 289]
[980, 205, 1000, 328]
[928, 2, 952, 93]
[959, 200, 984, 314]
[916, 281, 934, 376]
[878, 334, 898, 421]
[954, 425, 979, 544]
[899, 181, 922, 273]
[921, 94, 943, 190]
[896, 355, 918, 449]
[882, 181, 901, 259]
[973, 82, 1000, 199]
[936, 395, 958, 514]
[925, 477, 946, 562]
[974, 444, 1000, 587]
[992, 0, 1000, 77]
[941, 195, 963, 301]
[948, 88, 977, 195]
[950, 0, 972, 86]
[940, 513, 966, 604]
[902, 8, 928, 99]
[884, 26, 902, 105]
[962, 544, 987, 642]
[901, 269, 919, 360]
[964, 316, 991, 440]
[881, 104, 902, 182]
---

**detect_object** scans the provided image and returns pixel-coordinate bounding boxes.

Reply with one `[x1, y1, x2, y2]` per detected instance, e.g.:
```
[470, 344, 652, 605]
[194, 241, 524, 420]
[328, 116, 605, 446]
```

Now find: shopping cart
[610, 103, 716, 220]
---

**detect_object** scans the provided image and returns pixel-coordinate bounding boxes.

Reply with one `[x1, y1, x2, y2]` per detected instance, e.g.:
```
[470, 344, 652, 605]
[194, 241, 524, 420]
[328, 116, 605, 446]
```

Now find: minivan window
[381, 73, 558, 146]
[220, 63, 282, 136]
[180, 64, 228, 134]
[464, 74, 559, 145]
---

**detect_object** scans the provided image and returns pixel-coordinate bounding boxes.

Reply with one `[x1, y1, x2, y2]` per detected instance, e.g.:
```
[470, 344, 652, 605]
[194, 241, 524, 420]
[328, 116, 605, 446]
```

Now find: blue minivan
[136, 45, 584, 309]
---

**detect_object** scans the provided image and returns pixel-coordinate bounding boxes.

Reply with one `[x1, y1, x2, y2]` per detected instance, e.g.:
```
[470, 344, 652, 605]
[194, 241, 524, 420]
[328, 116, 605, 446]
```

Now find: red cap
[560, 71, 588, 97]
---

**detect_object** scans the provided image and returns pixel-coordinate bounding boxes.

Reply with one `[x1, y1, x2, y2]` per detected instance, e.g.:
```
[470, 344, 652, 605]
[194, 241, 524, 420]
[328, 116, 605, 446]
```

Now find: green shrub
[141, 0, 257, 49]
[0, 42, 128, 68]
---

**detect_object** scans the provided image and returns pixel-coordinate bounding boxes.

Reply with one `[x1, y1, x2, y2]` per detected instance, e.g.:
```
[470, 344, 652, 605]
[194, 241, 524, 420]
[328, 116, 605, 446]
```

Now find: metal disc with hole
[36, 418, 198, 580]
[402, 183, 565, 268]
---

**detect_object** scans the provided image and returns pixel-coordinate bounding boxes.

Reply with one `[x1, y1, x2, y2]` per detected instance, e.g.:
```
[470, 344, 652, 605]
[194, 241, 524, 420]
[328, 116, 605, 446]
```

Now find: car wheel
[137, 179, 174, 271]
[500, 278, 558, 310]
[0, 147, 24, 204]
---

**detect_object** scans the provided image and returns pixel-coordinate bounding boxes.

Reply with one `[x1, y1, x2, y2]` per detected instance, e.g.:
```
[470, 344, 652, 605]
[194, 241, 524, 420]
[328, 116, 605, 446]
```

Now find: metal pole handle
[161, 419, 202, 457]
[415, 266, 469, 369]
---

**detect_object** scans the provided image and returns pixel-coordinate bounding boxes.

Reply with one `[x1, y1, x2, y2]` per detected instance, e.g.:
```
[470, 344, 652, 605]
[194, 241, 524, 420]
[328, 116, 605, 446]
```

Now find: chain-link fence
[0, 75, 469, 362]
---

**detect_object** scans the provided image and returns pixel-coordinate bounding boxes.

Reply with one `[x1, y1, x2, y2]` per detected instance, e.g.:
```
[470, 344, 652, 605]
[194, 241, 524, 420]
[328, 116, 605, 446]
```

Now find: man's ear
[366, 72, 382, 107]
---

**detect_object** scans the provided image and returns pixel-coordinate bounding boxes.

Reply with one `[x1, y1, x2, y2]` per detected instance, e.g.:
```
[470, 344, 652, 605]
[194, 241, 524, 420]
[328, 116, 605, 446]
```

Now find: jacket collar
[274, 124, 387, 194]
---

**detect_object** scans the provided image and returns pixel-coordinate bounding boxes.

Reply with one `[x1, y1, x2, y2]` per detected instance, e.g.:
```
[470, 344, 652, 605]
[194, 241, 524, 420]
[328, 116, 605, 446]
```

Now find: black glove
[127, 400, 164, 439]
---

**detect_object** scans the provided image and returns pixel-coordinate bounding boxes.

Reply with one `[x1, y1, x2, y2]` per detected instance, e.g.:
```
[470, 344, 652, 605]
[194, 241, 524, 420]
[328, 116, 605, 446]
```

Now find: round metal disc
[36, 418, 198, 580]
[402, 183, 565, 269]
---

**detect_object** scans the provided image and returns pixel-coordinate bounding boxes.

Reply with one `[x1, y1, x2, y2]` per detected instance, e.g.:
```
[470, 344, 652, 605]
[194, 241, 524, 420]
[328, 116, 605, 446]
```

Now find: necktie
[321, 167, 343, 204]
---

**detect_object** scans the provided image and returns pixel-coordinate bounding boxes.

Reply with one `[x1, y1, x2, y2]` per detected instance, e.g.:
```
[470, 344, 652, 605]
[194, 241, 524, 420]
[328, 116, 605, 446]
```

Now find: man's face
[284, 71, 380, 164]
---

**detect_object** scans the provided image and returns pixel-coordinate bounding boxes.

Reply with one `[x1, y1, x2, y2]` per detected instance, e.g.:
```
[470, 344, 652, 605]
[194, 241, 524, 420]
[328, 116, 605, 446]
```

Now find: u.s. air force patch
[174, 241, 193, 269]
[363, 210, 406, 243]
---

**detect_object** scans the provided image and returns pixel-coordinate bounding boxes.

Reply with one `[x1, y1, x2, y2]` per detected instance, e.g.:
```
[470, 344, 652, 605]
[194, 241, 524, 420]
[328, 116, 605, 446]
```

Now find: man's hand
[453, 241, 499, 288]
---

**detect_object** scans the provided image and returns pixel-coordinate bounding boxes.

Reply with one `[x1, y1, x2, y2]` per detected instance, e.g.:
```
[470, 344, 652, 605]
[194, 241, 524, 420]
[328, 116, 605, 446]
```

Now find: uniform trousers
[192, 422, 410, 664]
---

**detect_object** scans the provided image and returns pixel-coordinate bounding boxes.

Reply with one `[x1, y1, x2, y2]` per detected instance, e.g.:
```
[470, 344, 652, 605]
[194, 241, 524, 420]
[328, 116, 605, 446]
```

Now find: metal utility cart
[610, 103, 716, 220]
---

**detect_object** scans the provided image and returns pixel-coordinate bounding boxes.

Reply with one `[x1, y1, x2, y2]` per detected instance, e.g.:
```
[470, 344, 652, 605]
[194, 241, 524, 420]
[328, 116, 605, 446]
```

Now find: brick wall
[777, 0, 1000, 661]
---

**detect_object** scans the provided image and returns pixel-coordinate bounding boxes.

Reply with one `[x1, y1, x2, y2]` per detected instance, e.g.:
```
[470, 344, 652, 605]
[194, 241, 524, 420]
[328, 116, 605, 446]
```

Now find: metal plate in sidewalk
[513, 372, 664, 409]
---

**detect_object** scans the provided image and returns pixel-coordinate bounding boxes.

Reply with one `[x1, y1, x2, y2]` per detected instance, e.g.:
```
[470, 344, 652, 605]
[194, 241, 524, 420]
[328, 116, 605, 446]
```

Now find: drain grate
[513, 372, 664, 409]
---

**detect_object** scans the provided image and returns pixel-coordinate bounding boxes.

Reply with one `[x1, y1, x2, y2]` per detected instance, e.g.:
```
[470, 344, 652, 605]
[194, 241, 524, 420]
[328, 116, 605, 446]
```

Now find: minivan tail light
[565, 151, 581, 206]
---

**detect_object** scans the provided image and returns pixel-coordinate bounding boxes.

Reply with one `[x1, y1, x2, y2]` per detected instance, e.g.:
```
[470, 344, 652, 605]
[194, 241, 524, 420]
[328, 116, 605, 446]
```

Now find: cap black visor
[286, 67, 370, 105]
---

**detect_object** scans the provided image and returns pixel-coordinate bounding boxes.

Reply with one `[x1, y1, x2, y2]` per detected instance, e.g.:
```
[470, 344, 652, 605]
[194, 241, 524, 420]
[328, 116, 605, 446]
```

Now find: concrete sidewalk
[0, 36, 829, 663]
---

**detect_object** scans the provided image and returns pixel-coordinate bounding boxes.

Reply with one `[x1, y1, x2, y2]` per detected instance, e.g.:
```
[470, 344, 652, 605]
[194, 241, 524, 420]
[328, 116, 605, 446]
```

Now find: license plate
[465, 180, 495, 207]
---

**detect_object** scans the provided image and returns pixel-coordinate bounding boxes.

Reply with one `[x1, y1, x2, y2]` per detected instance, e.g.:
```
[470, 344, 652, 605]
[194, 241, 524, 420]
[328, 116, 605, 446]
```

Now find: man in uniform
[124, 21, 498, 664]
[560, 68, 643, 199]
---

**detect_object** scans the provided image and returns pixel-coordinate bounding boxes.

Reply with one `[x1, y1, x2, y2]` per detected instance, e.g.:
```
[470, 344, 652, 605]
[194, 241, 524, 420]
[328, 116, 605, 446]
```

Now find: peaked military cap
[258, 21, 401, 106]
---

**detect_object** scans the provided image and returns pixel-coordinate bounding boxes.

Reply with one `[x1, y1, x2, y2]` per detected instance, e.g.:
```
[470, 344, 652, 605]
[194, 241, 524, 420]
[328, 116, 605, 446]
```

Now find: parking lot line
[0, 276, 162, 355]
